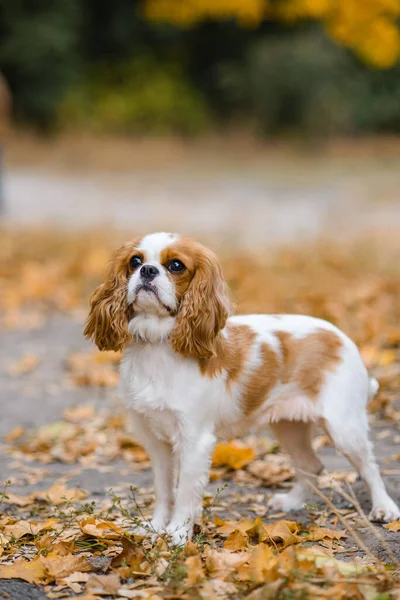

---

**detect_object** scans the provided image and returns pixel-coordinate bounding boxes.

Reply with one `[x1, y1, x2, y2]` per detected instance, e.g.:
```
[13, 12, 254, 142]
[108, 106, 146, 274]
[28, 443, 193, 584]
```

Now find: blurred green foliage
[0, 1, 400, 136]
[0, 0, 81, 128]
[216, 29, 400, 135]
[59, 59, 209, 134]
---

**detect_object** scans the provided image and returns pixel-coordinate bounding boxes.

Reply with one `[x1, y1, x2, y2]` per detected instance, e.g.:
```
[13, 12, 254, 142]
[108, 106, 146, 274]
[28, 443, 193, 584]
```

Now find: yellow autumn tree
[144, 0, 400, 68]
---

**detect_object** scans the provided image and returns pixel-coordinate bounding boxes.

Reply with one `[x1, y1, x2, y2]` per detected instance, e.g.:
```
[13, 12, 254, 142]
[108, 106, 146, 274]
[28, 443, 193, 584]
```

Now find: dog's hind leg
[268, 419, 323, 512]
[322, 412, 400, 522]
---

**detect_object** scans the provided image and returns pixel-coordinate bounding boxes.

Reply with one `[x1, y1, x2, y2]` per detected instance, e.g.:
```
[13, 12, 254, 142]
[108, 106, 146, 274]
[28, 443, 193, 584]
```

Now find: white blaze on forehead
[137, 232, 180, 262]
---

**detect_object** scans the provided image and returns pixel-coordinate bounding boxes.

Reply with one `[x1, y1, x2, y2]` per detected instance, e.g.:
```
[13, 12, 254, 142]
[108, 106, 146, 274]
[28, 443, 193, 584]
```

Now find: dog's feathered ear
[84, 243, 133, 352]
[170, 246, 232, 359]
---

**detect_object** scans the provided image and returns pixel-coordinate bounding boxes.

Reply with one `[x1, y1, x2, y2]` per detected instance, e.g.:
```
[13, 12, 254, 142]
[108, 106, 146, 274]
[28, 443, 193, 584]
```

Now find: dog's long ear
[84, 244, 133, 352]
[170, 246, 232, 359]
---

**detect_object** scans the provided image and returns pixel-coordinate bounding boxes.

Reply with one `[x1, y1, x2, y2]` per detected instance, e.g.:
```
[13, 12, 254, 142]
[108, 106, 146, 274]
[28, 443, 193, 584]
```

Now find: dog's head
[84, 233, 232, 358]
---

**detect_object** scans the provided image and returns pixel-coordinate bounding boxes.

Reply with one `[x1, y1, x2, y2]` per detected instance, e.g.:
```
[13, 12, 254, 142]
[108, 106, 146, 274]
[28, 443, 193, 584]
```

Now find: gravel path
[3, 149, 400, 244]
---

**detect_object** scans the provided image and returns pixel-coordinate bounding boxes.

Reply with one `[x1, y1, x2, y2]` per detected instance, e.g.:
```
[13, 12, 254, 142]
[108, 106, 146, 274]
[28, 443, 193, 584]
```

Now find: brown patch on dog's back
[241, 342, 280, 415]
[276, 328, 342, 399]
[199, 322, 280, 415]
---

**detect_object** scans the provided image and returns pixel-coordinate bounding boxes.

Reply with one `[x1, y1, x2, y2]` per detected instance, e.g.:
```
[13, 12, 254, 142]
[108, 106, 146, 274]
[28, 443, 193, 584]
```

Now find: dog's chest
[120, 342, 242, 442]
[120, 343, 204, 427]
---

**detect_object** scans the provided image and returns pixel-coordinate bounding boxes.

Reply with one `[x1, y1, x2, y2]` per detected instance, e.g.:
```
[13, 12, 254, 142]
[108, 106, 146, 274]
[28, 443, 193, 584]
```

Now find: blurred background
[1, 0, 400, 241]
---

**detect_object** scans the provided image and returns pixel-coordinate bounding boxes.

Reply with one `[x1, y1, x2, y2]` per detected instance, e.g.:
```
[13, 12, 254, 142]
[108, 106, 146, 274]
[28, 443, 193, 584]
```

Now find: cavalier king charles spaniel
[85, 232, 399, 545]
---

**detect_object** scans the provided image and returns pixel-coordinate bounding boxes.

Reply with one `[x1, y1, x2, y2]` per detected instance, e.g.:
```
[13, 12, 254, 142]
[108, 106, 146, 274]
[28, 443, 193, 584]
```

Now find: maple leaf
[79, 518, 124, 540]
[60, 571, 90, 594]
[40, 551, 93, 582]
[4, 482, 87, 506]
[212, 442, 255, 470]
[0, 557, 50, 585]
[306, 526, 347, 542]
[247, 456, 294, 485]
[244, 518, 301, 548]
[205, 548, 249, 579]
[262, 520, 301, 548]
[36, 482, 88, 505]
[185, 555, 205, 585]
[244, 543, 278, 584]
[2, 517, 58, 541]
[86, 573, 121, 595]
[384, 520, 400, 532]
[215, 516, 255, 537]
[224, 530, 248, 551]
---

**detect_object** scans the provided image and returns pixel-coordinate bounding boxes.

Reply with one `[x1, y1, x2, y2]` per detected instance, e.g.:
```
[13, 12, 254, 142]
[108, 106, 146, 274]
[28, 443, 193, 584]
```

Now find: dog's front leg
[131, 413, 174, 534]
[166, 430, 216, 546]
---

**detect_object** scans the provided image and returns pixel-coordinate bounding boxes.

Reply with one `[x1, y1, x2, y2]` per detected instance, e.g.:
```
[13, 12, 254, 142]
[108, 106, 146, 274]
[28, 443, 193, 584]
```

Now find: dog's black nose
[140, 264, 159, 281]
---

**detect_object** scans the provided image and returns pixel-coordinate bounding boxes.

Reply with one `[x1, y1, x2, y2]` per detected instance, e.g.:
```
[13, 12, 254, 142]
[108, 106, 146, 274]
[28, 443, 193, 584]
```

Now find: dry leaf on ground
[247, 455, 294, 485]
[79, 518, 124, 540]
[212, 442, 255, 470]
[185, 555, 205, 585]
[0, 558, 49, 585]
[385, 520, 400, 532]
[6, 353, 40, 375]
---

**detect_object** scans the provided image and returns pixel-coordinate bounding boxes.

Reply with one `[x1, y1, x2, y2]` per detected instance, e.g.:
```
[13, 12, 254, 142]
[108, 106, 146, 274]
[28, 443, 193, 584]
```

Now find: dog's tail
[368, 377, 379, 402]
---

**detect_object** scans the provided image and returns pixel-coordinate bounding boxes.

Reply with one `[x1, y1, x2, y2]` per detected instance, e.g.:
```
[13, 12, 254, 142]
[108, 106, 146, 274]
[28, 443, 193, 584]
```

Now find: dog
[84, 232, 400, 545]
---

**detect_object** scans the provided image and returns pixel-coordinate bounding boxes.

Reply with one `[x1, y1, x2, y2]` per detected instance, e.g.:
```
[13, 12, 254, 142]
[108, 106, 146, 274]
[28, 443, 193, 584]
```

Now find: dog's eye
[168, 259, 186, 274]
[129, 255, 143, 269]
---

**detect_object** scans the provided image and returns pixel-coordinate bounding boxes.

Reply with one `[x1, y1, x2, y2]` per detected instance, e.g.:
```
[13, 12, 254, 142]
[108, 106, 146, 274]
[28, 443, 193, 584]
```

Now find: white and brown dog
[85, 232, 399, 545]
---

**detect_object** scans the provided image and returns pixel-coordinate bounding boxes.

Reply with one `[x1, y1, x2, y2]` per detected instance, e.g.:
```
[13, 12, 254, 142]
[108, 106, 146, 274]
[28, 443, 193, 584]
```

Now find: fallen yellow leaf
[245, 518, 301, 548]
[185, 554, 205, 585]
[247, 543, 278, 584]
[79, 518, 124, 540]
[86, 573, 121, 595]
[2, 518, 58, 541]
[224, 530, 248, 552]
[384, 520, 400, 532]
[36, 482, 87, 505]
[215, 516, 255, 537]
[247, 456, 294, 485]
[306, 526, 347, 542]
[0, 558, 49, 585]
[262, 520, 301, 548]
[212, 442, 254, 470]
[40, 551, 93, 582]
[205, 548, 249, 580]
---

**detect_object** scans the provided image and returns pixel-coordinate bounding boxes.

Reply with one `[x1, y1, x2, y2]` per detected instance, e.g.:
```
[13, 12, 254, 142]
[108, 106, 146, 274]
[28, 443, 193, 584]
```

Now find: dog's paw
[148, 518, 168, 535]
[131, 518, 167, 539]
[165, 522, 193, 547]
[369, 499, 400, 523]
[268, 492, 304, 512]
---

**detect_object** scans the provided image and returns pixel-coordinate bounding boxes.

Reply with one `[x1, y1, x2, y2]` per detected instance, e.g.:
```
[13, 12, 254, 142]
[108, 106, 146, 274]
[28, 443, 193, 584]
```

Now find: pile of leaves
[0, 479, 399, 600]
